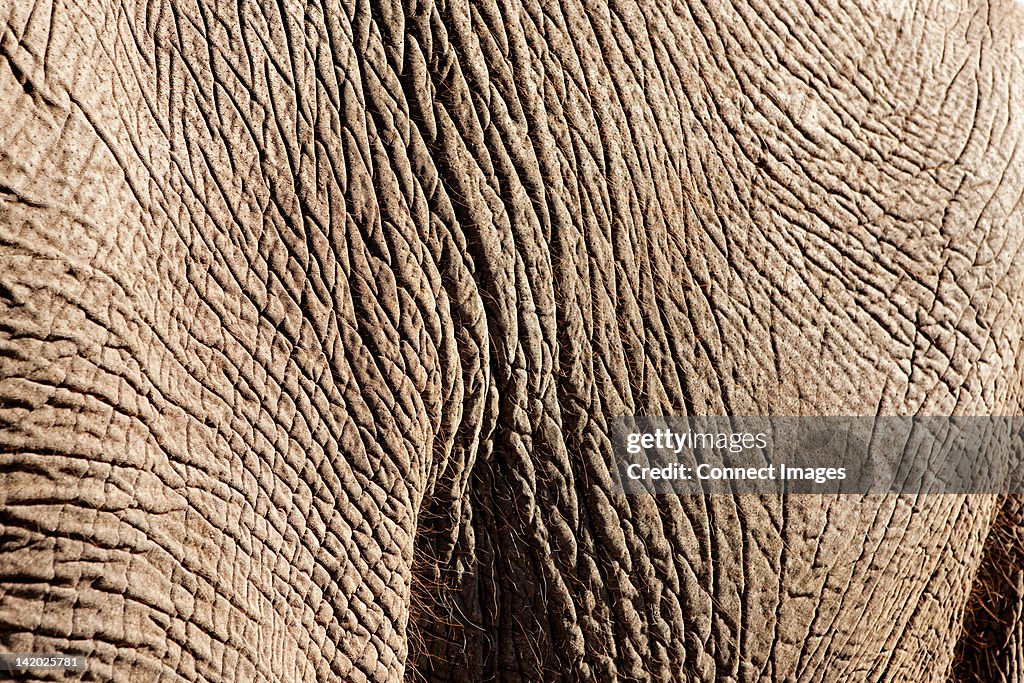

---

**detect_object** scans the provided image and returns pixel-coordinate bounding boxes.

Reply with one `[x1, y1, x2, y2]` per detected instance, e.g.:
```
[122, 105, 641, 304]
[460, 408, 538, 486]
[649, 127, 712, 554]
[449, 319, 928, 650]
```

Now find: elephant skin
[2, 0, 1024, 680]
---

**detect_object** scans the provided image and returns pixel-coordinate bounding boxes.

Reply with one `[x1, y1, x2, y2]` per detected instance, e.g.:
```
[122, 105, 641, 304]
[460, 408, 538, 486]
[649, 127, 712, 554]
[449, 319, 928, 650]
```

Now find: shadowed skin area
[2, 0, 1024, 680]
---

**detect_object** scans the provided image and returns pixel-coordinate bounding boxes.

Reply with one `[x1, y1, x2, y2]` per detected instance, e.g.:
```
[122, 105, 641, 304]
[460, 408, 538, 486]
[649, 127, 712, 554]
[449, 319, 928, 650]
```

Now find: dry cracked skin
[2, 0, 1024, 680]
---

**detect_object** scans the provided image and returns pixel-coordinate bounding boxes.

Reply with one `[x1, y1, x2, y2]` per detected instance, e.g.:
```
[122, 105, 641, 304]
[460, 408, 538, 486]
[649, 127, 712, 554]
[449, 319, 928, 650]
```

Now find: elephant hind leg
[953, 496, 1024, 683]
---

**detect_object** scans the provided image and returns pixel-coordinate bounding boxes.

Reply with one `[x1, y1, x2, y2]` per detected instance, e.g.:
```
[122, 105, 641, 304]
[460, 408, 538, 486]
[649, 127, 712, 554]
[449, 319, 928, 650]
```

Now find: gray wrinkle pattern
[2, 0, 1024, 681]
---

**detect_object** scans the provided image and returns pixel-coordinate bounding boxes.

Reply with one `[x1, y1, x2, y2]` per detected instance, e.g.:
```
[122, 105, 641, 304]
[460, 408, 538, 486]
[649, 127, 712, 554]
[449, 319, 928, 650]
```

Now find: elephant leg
[0, 0, 485, 679]
[402, 0, 1024, 680]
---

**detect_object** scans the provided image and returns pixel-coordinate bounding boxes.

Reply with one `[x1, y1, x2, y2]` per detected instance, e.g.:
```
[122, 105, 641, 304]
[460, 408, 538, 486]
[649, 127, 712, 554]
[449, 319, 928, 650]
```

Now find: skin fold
[1, 0, 1024, 680]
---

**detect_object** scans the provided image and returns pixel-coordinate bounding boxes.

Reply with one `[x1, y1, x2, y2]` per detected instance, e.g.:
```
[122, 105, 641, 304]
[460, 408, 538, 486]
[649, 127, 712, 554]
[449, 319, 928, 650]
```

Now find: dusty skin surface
[2, 0, 1024, 680]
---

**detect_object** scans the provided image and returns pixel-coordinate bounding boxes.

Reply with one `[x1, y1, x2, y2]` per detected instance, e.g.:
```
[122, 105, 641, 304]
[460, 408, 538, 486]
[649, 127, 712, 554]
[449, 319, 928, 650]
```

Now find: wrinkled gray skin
[2, 0, 1024, 680]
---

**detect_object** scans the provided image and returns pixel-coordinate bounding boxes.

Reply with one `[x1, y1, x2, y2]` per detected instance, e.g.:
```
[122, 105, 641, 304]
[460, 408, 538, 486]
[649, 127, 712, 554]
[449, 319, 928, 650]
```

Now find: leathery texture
[1, 0, 1024, 680]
